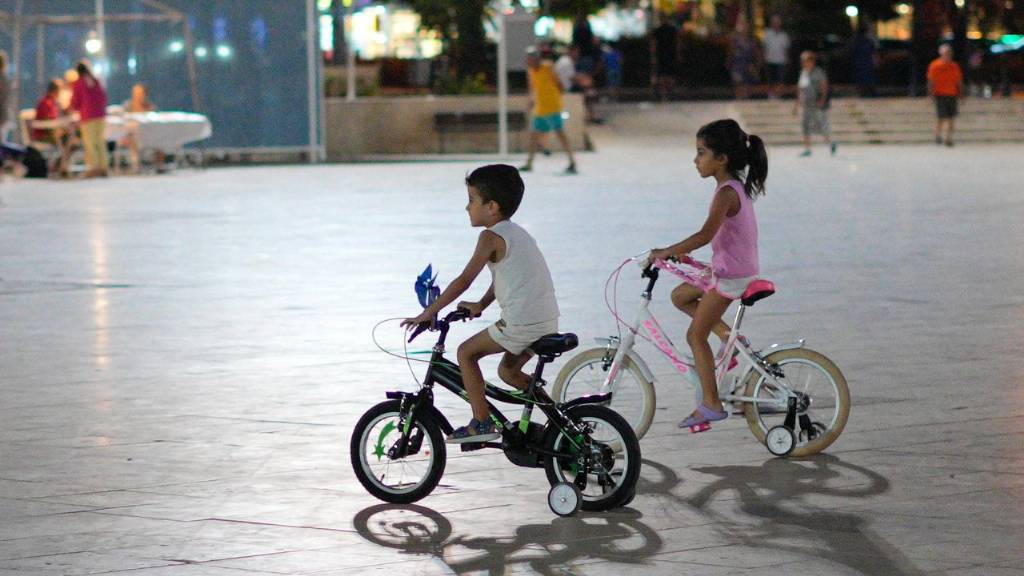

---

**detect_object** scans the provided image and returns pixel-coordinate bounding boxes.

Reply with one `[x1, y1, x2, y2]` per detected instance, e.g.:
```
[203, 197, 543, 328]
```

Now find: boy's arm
[458, 283, 495, 317]
[651, 186, 738, 261]
[402, 231, 497, 327]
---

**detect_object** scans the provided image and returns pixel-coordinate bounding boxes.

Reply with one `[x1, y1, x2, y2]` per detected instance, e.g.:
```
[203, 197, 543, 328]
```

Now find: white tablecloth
[106, 112, 212, 150]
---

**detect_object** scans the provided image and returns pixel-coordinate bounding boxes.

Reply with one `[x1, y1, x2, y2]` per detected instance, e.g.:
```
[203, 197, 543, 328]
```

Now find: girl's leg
[497, 351, 534, 390]
[671, 283, 730, 341]
[457, 329, 511, 421]
[686, 289, 734, 413]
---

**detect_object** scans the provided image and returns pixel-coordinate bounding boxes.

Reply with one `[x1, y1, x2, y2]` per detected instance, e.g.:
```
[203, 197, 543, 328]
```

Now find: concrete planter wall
[324, 94, 587, 160]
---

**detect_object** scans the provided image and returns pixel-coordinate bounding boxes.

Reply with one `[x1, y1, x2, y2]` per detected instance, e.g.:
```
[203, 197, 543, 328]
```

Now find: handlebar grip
[407, 322, 430, 343]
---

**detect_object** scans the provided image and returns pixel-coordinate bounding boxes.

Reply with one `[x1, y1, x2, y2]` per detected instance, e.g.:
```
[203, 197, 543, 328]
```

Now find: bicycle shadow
[648, 454, 928, 576]
[352, 502, 663, 575]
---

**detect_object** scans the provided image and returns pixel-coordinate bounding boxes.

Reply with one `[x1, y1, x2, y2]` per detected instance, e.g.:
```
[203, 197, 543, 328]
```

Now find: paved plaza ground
[2, 104, 1024, 575]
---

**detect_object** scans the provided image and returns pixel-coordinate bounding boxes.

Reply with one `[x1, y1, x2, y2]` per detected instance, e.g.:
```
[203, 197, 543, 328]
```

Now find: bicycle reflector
[415, 264, 439, 309]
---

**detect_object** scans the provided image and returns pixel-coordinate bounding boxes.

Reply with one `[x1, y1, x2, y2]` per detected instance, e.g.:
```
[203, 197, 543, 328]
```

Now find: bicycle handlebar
[407, 307, 475, 343]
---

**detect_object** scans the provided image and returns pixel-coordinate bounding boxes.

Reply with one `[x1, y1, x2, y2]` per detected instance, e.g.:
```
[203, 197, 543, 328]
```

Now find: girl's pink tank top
[710, 179, 759, 279]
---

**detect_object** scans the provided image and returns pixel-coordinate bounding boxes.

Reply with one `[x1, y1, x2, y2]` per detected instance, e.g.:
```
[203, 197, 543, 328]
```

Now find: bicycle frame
[394, 312, 608, 452]
[602, 260, 803, 410]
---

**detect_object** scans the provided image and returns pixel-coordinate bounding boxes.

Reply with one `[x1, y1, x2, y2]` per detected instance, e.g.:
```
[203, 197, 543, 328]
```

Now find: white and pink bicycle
[552, 252, 850, 457]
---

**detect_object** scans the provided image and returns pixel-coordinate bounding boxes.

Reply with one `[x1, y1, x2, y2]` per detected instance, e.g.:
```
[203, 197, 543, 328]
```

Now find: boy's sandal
[446, 418, 501, 444]
[678, 404, 729, 429]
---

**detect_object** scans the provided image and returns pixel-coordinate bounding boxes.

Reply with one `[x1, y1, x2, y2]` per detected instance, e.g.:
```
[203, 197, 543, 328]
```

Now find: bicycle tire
[742, 348, 850, 457]
[351, 400, 446, 504]
[552, 348, 656, 440]
[542, 404, 642, 511]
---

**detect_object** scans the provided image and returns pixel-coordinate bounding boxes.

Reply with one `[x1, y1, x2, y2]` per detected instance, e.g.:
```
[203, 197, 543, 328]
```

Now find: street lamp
[85, 30, 103, 54]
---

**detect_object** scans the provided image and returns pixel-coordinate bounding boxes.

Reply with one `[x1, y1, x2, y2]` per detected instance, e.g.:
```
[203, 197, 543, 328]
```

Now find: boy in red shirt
[927, 44, 963, 147]
[33, 80, 74, 175]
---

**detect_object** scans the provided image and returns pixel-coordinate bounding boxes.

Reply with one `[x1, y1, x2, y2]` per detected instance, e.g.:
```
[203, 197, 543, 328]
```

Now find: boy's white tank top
[487, 220, 560, 325]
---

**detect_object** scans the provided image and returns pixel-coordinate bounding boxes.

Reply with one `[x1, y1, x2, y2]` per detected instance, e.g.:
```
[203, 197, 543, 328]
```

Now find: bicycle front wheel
[743, 348, 850, 457]
[552, 348, 656, 440]
[350, 400, 446, 504]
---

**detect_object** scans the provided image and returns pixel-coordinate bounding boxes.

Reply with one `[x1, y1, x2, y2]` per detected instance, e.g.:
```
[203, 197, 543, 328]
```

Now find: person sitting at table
[122, 83, 166, 172]
[124, 83, 156, 113]
[32, 79, 76, 176]
[70, 60, 108, 178]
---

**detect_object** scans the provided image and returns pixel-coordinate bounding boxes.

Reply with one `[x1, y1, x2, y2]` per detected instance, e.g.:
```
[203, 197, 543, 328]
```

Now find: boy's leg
[685, 290, 734, 412]
[521, 130, 539, 170]
[671, 283, 730, 340]
[456, 329, 509, 421]
[497, 351, 534, 390]
[554, 129, 576, 168]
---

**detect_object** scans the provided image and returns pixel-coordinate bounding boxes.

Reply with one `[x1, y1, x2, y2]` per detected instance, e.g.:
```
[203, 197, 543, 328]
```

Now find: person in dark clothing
[851, 23, 879, 97]
[651, 16, 679, 101]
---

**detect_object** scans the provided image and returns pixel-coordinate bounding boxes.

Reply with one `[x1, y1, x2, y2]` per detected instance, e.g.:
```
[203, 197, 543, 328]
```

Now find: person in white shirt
[762, 15, 791, 99]
[554, 49, 576, 92]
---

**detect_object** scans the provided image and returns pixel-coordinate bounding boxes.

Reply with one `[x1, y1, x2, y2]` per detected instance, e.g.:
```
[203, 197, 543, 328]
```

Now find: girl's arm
[652, 185, 740, 260]
[402, 231, 499, 326]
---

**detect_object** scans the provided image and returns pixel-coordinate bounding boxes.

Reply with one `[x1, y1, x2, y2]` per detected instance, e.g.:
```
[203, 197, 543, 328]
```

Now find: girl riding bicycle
[650, 118, 767, 431]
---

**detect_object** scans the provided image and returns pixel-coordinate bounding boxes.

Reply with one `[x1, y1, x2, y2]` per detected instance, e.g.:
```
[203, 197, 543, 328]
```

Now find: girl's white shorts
[711, 275, 757, 300]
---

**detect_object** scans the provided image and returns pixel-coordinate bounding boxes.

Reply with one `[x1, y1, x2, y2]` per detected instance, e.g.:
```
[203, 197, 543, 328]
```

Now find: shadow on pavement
[642, 454, 929, 576]
[353, 502, 662, 575]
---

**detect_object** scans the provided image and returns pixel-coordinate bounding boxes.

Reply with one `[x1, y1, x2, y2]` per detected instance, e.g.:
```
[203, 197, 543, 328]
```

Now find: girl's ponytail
[745, 134, 768, 198]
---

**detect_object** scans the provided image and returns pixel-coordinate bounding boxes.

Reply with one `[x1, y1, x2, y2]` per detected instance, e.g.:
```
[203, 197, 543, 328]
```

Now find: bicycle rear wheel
[743, 348, 850, 457]
[552, 348, 656, 440]
[542, 404, 641, 511]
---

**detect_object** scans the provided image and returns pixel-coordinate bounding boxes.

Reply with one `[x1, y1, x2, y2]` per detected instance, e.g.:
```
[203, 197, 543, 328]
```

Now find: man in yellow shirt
[521, 48, 577, 174]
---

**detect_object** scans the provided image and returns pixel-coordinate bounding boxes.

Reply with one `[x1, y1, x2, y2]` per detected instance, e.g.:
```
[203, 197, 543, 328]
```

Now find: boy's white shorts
[487, 318, 560, 355]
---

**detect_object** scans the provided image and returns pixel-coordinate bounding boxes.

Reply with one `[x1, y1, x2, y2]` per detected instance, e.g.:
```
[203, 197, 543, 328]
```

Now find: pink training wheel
[689, 422, 711, 434]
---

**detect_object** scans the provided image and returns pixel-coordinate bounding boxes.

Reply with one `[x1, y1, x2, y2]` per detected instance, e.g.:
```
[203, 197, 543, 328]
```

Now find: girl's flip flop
[678, 404, 728, 433]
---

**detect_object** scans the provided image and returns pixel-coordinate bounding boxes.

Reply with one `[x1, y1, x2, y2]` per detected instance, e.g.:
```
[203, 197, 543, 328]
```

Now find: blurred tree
[544, 0, 612, 17]
[789, 0, 902, 40]
[407, 0, 490, 81]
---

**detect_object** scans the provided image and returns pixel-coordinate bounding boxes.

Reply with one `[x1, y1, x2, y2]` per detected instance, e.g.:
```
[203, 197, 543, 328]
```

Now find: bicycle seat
[741, 279, 776, 307]
[530, 333, 579, 355]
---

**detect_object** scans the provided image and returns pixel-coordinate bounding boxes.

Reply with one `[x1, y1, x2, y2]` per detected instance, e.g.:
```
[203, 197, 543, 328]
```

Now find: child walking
[520, 48, 577, 174]
[402, 165, 560, 443]
[650, 119, 767, 430]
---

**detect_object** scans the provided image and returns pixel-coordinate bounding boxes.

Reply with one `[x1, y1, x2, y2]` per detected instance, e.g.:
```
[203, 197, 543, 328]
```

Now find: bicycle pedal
[689, 422, 711, 434]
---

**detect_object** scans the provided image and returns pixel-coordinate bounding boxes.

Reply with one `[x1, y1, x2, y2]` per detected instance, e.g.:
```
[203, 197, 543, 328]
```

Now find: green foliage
[433, 72, 492, 95]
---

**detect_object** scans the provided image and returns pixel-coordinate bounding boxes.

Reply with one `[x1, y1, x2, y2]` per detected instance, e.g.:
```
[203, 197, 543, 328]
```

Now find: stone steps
[733, 97, 1024, 145]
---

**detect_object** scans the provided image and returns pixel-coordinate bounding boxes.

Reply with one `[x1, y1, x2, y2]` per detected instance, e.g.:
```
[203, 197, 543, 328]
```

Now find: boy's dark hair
[465, 164, 525, 218]
[47, 79, 61, 94]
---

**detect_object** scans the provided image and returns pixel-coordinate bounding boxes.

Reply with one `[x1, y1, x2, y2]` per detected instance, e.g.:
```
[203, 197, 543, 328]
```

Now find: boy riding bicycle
[402, 164, 560, 444]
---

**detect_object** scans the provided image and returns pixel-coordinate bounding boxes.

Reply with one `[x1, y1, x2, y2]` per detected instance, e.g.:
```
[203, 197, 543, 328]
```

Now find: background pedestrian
[794, 51, 836, 156]
[927, 44, 963, 147]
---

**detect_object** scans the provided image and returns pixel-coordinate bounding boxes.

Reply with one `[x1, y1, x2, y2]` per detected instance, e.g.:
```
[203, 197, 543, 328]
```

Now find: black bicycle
[350, 308, 642, 516]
